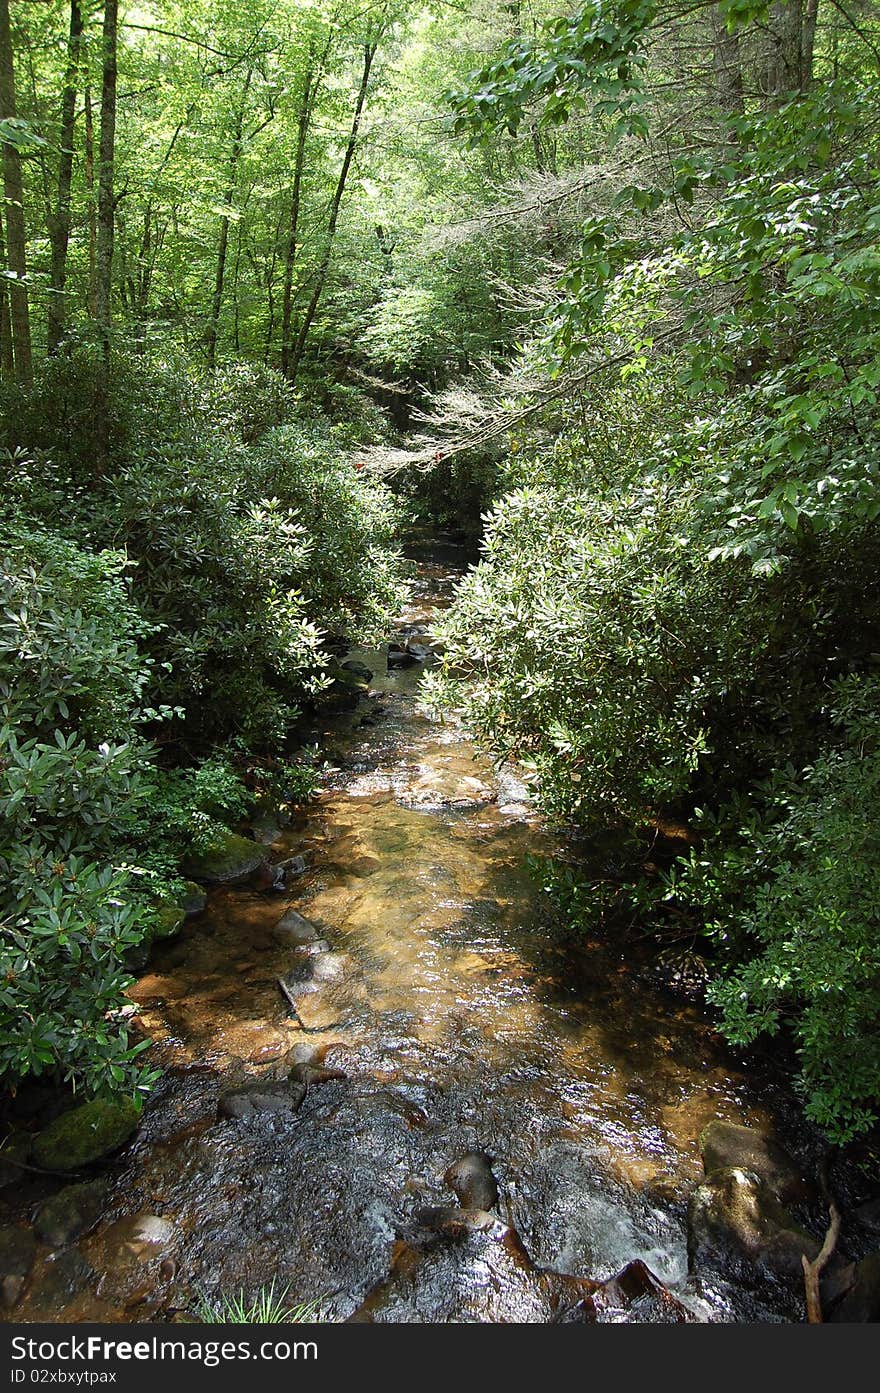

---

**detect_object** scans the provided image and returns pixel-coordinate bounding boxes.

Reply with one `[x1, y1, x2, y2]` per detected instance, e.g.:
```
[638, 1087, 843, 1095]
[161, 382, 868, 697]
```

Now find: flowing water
[8, 538, 822, 1323]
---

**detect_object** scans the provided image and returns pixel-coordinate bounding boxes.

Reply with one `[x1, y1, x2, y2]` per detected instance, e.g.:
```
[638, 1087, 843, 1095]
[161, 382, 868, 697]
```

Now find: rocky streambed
[2, 536, 879, 1324]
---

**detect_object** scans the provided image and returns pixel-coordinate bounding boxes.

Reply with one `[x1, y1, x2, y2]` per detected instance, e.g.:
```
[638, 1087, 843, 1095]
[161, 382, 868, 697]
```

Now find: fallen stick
[802, 1201, 842, 1323]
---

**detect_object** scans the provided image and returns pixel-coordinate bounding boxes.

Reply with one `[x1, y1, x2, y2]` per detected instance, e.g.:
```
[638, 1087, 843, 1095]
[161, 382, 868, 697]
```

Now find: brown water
[9, 539, 819, 1323]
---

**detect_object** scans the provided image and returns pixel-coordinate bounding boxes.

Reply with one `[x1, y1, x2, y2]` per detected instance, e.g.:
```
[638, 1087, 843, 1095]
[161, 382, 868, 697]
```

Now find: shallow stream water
[8, 538, 821, 1323]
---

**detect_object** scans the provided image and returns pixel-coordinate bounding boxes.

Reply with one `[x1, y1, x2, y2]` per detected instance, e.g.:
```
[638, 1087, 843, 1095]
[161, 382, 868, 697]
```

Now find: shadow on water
[5, 536, 824, 1324]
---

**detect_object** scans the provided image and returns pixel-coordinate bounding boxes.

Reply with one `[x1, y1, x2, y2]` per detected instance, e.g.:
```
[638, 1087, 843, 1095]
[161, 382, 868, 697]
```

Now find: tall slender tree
[0, 0, 31, 381]
[47, 0, 83, 354]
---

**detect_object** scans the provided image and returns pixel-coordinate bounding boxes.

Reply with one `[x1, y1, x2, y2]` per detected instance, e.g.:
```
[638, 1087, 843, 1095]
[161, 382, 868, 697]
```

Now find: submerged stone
[32, 1098, 139, 1172]
[0, 1225, 36, 1308]
[217, 1079, 306, 1120]
[34, 1180, 109, 1248]
[272, 908, 322, 945]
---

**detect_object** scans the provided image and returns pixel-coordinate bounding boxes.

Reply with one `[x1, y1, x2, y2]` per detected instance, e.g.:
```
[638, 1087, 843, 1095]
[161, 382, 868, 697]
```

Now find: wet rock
[181, 881, 207, 916]
[217, 1079, 306, 1120]
[32, 1098, 140, 1172]
[406, 642, 434, 662]
[0, 1132, 31, 1188]
[318, 661, 365, 711]
[258, 857, 308, 891]
[342, 660, 373, 686]
[387, 642, 416, 670]
[102, 1214, 177, 1257]
[688, 1166, 820, 1284]
[288, 1063, 347, 1088]
[86, 1213, 180, 1311]
[34, 1180, 109, 1248]
[589, 1259, 693, 1324]
[25, 1246, 95, 1316]
[828, 1251, 880, 1322]
[0, 1225, 36, 1308]
[181, 831, 269, 885]
[445, 1152, 499, 1211]
[853, 1197, 880, 1236]
[415, 1205, 503, 1237]
[272, 908, 321, 945]
[309, 952, 347, 983]
[700, 1121, 808, 1204]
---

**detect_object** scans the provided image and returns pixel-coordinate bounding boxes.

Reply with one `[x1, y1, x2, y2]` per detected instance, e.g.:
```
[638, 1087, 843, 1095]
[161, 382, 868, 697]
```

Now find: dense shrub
[660, 677, 880, 1144]
[0, 350, 406, 747]
[0, 350, 404, 1102]
[0, 525, 159, 1097]
[428, 364, 880, 1139]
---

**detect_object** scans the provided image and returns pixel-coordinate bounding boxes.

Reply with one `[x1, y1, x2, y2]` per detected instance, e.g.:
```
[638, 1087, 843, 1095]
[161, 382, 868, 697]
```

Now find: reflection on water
[9, 540, 808, 1323]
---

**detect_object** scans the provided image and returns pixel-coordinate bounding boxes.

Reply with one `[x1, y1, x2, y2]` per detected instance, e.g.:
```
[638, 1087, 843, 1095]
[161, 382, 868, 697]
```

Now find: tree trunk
[280, 67, 314, 378]
[0, 0, 32, 382]
[94, 0, 118, 347]
[205, 70, 251, 371]
[0, 208, 14, 377]
[47, 0, 83, 354]
[93, 0, 118, 477]
[84, 83, 96, 316]
[711, 6, 744, 115]
[762, 0, 815, 100]
[287, 39, 377, 386]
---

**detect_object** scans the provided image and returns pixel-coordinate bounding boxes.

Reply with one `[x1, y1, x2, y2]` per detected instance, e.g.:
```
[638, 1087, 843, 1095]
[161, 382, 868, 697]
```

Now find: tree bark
[287, 38, 377, 386]
[280, 67, 314, 378]
[84, 83, 96, 316]
[711, 6, 744, 115]
[205, 69, 251, 371]
[0, 208, 14, 377]
[0, 0, 32, 382]
[47, 0, 83, 354]
[95, 0, 118, 347]
[762, 0, 815, 100]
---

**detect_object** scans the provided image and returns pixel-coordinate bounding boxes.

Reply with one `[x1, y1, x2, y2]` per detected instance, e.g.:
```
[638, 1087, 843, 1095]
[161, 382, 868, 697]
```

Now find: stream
[7, 537, 822, 1323]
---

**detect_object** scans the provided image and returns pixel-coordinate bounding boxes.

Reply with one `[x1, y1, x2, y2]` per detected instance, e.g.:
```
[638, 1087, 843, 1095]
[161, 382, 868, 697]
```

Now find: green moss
[181, 881, 207, 915]
[32, 1099, 140, 1171]
[180, 830, 267, 885]
[153, 903, 186, 940]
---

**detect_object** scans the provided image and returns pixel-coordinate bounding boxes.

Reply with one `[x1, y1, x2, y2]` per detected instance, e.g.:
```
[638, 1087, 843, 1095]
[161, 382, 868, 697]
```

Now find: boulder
[854, 1197, 880, 1236]
[341, 660, 373, 686]
[0, 1225, 36, 1308]
[217, 1079, 306, 1120]
[829, 1251, 880, 1322]
[688, 1166, 820, 1285]
[34, 1180, 109, 1248]
[32, 1098, 139, 1172]
[700, 1121, 808, 1204]
[181, 881, 207, 916]
[181, 831, 268, 885]
[152, 902, 185, 941]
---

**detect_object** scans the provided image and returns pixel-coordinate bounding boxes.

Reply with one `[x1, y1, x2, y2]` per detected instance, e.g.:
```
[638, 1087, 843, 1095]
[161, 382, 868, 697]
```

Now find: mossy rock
[32, 1099, 139, 1172]
[180, 830, 268, 885]
[181, 881, 207, 916]
[153, 902, 185, 940]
